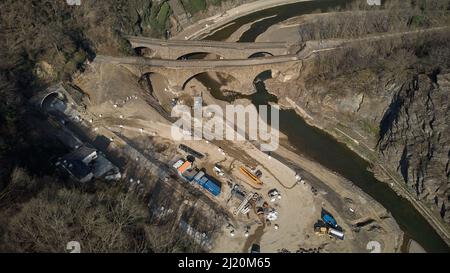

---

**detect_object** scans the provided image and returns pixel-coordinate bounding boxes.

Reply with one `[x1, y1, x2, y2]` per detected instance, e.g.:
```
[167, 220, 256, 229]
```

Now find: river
[189, 0, 449, 252]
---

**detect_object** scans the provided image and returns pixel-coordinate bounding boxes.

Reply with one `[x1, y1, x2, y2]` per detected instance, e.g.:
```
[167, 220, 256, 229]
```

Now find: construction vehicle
[315, 226, 329, 236]
[314, 220, 345, 240]
[239, 166, 263, 189]
[322, 212, 338, 228]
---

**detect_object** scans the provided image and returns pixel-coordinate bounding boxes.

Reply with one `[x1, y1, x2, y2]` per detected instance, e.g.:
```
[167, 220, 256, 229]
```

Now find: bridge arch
[134, 47, 159, 58]
[176, 52, 224, 60]
[253, 70, 274, 83]
[248, 52, 274, 59]
[252, 70, 279, 105]
[182, 71, 241, 95]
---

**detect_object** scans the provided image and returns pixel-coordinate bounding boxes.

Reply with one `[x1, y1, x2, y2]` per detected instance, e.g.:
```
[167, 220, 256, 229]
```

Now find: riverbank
[173, 0, 311, 40]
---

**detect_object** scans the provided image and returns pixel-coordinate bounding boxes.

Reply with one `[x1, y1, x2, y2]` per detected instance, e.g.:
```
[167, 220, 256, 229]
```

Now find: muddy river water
[192, 0, 449, 252]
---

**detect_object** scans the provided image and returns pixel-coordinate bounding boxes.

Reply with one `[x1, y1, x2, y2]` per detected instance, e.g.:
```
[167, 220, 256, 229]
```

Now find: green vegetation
[409, 14, 430, 27]
[209, 0, 223, 6]
[117, 34, 135, 56]
[182, 0, 207, 15]
[360, 120, 380, 138]
[150, 1, 172, 34]
[157, 2, 171, 26]
[0, 0, 175, 179]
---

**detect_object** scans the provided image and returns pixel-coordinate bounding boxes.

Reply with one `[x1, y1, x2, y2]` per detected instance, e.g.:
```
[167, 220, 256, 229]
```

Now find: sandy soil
[254, 11, 326, 43]
[408, 240, 427, 253]
[256, 22, 302, 43]
[255, 12, 339, 43]
[222, 15, 279, 42]
[173, 0, 312, 40]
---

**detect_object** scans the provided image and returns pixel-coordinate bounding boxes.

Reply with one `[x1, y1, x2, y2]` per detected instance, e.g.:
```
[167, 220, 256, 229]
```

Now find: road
[94, 54, 300, 68]
[126, 35, 290, 50]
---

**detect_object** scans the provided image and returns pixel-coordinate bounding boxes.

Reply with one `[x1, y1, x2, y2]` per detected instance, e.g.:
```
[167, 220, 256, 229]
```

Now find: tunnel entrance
[41, 92, 67, 113]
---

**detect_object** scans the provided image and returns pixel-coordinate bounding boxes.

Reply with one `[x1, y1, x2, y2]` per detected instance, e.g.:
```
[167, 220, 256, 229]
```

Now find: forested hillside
[0, 0, 236, 252]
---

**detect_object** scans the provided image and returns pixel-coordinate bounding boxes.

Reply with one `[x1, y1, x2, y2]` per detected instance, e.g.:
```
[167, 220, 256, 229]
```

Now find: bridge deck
[95, 54, 300, 68]
[126, 36, 291, 50]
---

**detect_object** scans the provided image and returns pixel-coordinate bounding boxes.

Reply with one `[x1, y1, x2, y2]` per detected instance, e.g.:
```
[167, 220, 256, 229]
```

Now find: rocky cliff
[378, 73, 450, 222]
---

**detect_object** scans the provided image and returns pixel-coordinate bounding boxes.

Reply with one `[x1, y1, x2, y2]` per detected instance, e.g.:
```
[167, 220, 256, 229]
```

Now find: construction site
[29, 42, 404, 252]
[5, 0, 450, 257]
[30, 0, 445, 254]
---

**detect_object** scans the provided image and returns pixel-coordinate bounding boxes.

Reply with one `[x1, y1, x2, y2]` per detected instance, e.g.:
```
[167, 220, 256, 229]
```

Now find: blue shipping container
[322, 214, 337, 227]
[203, 179, 221, 196]
[197, 176, 208, 186]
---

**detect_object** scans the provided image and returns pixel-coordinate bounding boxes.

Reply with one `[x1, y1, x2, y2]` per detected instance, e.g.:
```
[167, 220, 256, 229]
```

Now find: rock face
[377, 73, 450, 222]
[268, 67, 396, 147]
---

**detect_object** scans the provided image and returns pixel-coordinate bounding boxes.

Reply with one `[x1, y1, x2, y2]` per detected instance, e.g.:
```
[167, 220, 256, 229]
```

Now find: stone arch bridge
[126, 36, 301, 60]
[95, 54, 301, 94]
